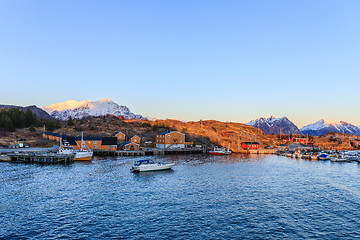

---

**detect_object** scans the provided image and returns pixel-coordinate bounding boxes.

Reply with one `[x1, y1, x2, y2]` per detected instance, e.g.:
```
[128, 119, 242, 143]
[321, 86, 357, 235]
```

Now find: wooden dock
[240, 149, 278, 155]
[94, 148, 205, 157]
[10, 153, 75, 164]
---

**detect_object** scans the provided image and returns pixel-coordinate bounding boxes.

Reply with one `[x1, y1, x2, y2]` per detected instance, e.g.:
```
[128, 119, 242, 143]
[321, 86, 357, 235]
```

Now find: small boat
[318, 153, 330, 160]
[131, 159, 175, 172]
[310, 153, 319, 160]
[59, 133, 93, 161]
[209, 146, 231, 155]
[330, 155, 350, 162]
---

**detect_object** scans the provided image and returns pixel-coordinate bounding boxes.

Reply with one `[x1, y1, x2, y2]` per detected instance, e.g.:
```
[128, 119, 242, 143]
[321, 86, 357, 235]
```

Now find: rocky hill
[0, 104, 53, 120]
[152, 119, 279, 152]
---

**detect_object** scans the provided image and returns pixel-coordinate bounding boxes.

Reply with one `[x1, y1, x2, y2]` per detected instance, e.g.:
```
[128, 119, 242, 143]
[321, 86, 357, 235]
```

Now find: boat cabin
[134, 159, 155, 166]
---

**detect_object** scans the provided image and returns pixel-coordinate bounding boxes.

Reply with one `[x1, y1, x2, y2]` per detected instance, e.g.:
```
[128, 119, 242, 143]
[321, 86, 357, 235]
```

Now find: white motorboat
[330, 155, 350, 162]
[131, 159, 175, 172]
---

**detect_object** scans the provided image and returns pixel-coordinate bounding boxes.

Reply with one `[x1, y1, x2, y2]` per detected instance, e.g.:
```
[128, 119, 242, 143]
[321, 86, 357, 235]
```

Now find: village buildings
[156, 131, 185, 149]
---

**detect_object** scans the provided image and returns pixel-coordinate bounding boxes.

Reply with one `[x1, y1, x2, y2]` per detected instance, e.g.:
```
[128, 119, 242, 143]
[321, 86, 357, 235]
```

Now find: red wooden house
[241, 142, 260, 150]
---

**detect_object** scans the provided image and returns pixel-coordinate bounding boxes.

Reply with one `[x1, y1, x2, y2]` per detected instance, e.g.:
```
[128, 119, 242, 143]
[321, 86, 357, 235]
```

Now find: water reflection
[2, 154, 360, 239]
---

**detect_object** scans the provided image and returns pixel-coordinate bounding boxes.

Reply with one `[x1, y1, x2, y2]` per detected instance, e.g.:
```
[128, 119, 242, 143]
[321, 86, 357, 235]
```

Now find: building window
[94, 141, 97, 144]
[168, 135, 170, 138]
[168, 140, 170, 143]
[179, 140, 182, 143]
[174, 135, 176, 138]
[179, 135, 182, 138]
[94, 145, 97, 149]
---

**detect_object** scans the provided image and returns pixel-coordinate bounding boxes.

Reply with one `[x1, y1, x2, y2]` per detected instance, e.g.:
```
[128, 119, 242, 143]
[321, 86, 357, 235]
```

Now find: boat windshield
[134, 160, 155, 166]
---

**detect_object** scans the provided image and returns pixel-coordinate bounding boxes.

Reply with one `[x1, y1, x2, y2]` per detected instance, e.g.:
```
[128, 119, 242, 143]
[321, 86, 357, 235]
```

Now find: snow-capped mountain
[247, 116, 303, 135]
[42, 98, 145, 121]
[300, 119, 360, 136]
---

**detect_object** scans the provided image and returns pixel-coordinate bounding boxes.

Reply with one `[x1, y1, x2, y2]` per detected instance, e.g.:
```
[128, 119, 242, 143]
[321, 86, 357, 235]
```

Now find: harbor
[2, 154, 360, 239]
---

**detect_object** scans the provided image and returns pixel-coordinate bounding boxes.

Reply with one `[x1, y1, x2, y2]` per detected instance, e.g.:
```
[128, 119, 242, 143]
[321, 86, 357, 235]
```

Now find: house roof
[62, 137, 78, 146]
[62, 136, 103, 145]
[113, 131, 125, 136]
[242, 142, 260, 145]
[101, 137, 118, 145]
[129, 135, 139, 138]
[158, 131, 171, 135]
[118, 141, 140, 146]
[157, 131, 184, 135]
[83, 136, 103, 141]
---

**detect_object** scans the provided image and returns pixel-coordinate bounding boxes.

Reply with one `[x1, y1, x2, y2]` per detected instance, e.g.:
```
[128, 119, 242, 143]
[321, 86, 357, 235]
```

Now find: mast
[81, 132, 84, 150]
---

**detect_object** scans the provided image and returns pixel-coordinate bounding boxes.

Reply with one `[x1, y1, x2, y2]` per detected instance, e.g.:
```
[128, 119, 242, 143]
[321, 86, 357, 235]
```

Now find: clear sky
[0, 0, 359, 127]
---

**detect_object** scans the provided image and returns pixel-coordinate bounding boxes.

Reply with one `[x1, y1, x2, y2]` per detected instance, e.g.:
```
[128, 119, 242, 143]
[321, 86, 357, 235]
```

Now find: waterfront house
[129, 135, 141, 144]
[118, 141, 140, 151]
[307, 142, 319, 147]
[82, 137, 103, 150]
[241, 142, 260, 150]
[156, 131, 185, 149]
[100, 137, 118, 151]
[286, 138, 309, 145]
[113, 131, 126, 142]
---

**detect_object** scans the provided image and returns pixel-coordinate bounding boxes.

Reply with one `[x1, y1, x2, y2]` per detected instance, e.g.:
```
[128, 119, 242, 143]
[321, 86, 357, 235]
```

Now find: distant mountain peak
[301, 119, 360, 136]
[247, 116, 302, 135]
[42, 98, 145, 121]
[98, 97, 112, 102]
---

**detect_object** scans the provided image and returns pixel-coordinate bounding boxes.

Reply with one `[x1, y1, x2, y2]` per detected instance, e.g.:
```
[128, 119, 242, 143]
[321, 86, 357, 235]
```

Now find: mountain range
[0, 105, 53, 120]
[2, 99, 360, 137]
[248, 116, 360, 136]
[300, 119, 360, 136]
[42, 98, 145, 121]
[247, 116, 303, 135]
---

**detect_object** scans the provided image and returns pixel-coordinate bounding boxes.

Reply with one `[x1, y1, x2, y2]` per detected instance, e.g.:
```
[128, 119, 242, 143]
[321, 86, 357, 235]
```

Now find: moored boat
[209, 147, 225, 155]
[131, 159, 175, 172]
[330, 155, 350, 162]
[59, 133, 93, 161]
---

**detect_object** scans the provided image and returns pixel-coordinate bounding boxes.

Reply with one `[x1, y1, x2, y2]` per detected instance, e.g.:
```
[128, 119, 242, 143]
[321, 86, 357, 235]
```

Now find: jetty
[94, 148, 205, 157]
[93, 148, 276, 156]
[10, 153, 75, 164]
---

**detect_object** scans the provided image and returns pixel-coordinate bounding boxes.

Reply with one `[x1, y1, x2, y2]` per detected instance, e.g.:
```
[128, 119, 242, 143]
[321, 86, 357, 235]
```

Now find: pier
[94, 148, 205, 157]
[93, 148, 277, 156]
[10, 153, 75, 164]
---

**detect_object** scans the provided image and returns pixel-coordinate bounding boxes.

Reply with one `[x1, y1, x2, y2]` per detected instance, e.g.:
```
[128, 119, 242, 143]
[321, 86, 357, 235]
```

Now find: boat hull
[131, 163, 175, 172]
[209, 152, 225, 155]
[75, 151, 93, 161]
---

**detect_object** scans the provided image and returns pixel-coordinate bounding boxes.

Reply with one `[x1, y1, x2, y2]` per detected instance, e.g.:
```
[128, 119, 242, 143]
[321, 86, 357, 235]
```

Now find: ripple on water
[1, 155, 360, 239]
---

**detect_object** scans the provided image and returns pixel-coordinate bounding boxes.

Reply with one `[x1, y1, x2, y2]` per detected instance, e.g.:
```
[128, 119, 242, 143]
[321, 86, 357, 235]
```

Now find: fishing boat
[59, 133, 93, 161]
[209, 146, 231, 155]
[131, 159, 175, 172]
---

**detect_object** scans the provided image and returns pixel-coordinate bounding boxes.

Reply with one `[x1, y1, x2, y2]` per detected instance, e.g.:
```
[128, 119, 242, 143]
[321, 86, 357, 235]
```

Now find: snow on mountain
[300, 119, 360, 136]
[247, 116, 303, 135]
[42, 98, 145, 121]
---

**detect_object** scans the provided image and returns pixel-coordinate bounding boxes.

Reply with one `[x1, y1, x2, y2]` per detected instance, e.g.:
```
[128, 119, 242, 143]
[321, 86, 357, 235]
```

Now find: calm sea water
[1, 154, 360, 239]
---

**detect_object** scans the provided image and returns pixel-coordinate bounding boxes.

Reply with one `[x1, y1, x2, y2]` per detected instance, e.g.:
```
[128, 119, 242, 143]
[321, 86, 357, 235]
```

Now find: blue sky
[0, 0, 359, 127]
